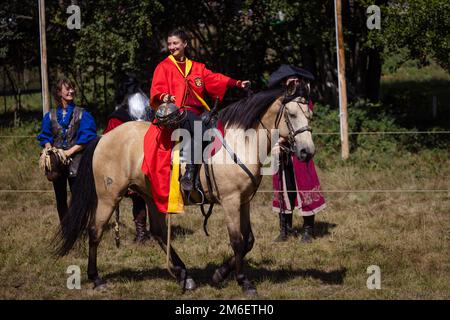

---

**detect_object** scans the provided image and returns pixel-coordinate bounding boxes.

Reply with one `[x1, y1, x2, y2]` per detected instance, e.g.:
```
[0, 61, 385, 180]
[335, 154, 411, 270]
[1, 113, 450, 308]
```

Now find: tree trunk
[5, 67, 19, 125]
[3, 69, 7, 114]
[366, 48, 381, 102]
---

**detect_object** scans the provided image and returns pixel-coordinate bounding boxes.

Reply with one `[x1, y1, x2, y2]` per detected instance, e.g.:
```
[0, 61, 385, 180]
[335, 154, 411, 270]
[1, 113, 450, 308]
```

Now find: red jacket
[143, 56, 235, 213]
[103, 118, 124, 134]
[150, 56, 233, 114]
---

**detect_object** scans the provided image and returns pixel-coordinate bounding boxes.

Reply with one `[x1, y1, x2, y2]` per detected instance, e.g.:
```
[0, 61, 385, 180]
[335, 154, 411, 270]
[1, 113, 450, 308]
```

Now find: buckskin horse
[55, 80, 315, 296]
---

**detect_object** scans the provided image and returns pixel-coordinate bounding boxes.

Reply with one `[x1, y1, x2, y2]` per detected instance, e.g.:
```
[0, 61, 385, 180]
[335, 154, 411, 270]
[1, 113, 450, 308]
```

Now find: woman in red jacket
[142, 29, 249, 214]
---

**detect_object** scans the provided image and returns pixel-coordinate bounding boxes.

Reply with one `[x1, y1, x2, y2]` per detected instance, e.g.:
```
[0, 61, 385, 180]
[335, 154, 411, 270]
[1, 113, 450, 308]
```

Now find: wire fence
[0, 189, 449, 194]
[0, 131, 448, 195]
[2, 131, 450, 139]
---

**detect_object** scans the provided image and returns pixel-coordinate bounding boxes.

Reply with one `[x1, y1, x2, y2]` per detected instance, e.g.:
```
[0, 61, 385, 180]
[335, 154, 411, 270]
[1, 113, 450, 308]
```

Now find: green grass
[1, 93, 42, 113]
[1, 62, 449, 299]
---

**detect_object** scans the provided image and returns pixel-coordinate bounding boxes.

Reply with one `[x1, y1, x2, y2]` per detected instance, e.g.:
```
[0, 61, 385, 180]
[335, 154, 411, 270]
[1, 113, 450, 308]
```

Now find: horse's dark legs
[212, 228, 254, 284]
[153, 235, 196, 290]
[87, 227, 106, 289]
[86, 201, 114, 290]
[147, 200, 196, 291]
[218, 201, 256, 295]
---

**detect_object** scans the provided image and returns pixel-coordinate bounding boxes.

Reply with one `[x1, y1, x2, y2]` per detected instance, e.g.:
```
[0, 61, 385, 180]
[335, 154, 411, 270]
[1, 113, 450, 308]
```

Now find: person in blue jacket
[37, 78, 97, 223]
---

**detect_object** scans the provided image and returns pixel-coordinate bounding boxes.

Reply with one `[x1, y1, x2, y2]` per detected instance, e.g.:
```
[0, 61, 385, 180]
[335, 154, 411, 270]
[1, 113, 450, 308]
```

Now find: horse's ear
[285, 78, 298, 96]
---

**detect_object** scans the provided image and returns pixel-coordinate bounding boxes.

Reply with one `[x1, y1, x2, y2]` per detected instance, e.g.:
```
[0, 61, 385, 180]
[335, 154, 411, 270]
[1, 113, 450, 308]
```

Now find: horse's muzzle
[295, 145, 315, 162]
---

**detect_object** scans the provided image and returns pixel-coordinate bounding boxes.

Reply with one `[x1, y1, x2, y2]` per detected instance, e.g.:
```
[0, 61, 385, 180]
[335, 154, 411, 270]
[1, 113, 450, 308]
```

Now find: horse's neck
[258, 98, 282, 155]
[219, 99, 280, 172]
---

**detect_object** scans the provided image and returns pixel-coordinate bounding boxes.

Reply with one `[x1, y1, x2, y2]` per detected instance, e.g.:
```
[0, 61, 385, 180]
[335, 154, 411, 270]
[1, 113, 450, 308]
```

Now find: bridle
[265, 89, 312, 153]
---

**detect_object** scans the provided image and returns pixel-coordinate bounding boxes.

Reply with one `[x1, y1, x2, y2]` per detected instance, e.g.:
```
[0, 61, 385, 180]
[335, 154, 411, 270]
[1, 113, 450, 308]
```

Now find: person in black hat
[269, 65, 327, 243]
[268, 64, 315, 88]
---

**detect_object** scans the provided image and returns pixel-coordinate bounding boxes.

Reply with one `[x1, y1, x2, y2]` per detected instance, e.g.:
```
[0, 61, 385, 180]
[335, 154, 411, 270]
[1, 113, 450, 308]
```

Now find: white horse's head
[278, 78, 315, 161]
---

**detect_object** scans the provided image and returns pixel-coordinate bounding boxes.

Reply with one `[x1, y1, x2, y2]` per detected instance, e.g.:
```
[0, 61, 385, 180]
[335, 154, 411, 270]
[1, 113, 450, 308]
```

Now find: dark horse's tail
[55, 137, 101, 256]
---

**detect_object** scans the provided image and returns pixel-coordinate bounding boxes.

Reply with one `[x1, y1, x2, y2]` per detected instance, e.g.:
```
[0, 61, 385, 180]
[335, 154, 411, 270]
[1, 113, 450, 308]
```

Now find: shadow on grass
[103, 263, 346, 287]
[171, 225, 194, 239]
[315, 221, 337, 238]
[291, 221, 337, 239]
[103, 223, 193, 240]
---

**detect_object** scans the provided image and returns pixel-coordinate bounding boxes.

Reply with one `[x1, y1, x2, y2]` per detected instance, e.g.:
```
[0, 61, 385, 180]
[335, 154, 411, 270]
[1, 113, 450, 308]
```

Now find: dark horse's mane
[219, 87, 284, 130]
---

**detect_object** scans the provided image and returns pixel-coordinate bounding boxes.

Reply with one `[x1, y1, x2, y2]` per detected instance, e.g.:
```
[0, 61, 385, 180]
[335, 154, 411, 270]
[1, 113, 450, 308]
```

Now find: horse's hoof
[212, 269, 224, 285]
[212, 267, 230, 286]
[93, 278, 107, 291]
[94, 283, 107, 291]
[244, 286, 258, 297]
[180, 277, 196, 291]
[238, 277, 258, 297]
[241, 280, 258, 296]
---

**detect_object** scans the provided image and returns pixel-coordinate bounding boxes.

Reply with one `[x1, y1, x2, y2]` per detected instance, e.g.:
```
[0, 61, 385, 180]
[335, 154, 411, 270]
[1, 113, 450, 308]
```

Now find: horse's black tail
[54, 137, 101, 257]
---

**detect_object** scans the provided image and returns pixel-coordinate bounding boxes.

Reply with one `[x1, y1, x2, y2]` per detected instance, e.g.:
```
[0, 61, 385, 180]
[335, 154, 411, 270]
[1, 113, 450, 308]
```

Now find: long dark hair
[168, 29, 189, 42]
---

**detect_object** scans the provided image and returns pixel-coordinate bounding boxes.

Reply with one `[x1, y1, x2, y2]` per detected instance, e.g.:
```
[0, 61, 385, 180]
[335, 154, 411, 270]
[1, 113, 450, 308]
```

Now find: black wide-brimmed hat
[268, 64, 315, 88]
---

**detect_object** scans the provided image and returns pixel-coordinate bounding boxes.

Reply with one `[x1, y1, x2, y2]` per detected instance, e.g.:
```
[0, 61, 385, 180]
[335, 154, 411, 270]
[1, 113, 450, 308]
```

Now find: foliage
[382, 0, 450, 72]
[1, 0, 449, 120]
[45, 0, 163, 117]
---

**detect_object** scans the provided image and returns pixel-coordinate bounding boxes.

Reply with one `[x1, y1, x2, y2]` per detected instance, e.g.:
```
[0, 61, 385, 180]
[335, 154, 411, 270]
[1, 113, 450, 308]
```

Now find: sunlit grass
[0, 122, 449, 299]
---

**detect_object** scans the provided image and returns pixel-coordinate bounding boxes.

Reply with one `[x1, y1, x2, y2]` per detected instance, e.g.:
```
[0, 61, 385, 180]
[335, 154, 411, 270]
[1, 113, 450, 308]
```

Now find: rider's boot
[180, 164, 197, 192]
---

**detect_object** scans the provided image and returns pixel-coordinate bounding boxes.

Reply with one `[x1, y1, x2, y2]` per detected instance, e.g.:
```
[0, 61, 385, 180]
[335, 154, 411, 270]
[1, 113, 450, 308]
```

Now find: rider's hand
[272, 143, 282, 156]
[240, 80, 251, 89]
[271, 137, 287, 156]
[201, 112, 213, 126]
[162, 94, 176, 103]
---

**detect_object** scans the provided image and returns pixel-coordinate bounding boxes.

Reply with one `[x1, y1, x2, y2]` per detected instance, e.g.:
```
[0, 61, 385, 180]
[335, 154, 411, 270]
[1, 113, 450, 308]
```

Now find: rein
[198, 90, 312, 237]
[275, 96, 312, 153]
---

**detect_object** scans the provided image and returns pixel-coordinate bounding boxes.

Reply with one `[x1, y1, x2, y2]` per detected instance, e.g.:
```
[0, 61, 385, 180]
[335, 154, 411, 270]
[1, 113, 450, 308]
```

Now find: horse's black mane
[219, 87, 284, 130]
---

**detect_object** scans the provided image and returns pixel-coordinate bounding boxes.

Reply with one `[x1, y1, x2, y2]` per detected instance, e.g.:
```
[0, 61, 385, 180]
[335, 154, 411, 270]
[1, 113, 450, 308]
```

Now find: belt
[182, 105, 204, 112]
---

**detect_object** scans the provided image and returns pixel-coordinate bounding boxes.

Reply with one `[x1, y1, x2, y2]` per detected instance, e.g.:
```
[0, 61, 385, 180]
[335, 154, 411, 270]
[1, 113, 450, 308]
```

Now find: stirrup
[187, 188, 205, 205]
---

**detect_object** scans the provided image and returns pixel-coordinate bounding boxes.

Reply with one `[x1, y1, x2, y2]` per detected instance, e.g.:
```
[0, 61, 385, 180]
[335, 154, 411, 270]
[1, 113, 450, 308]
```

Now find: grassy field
[1, 62, 449, 299]
[0, 122, 449, 300]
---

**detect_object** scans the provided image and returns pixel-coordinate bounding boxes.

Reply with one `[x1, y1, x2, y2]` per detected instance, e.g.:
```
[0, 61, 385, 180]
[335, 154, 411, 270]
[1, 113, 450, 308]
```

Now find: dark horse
[55, 81, 315, 296]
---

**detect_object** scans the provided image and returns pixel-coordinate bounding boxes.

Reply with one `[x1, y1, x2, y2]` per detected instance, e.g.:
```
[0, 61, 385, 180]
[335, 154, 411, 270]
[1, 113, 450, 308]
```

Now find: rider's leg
[180, 110, 205, 191]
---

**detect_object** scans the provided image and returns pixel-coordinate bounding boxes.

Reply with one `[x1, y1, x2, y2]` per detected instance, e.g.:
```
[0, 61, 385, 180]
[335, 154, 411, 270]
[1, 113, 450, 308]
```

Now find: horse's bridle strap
[292, 125, 312, 137]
